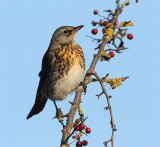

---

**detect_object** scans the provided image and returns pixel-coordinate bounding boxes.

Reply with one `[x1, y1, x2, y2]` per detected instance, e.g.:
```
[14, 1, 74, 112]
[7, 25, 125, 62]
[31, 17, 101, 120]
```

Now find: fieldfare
[27, 25, 85, 119]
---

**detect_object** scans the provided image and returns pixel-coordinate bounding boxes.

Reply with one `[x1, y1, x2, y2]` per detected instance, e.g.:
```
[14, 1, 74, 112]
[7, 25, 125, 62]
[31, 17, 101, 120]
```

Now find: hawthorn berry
[102, 28, 107, 33]
[76, 141, 82, 147]
[103, 21, 108, 26]
[75, 126, 80, 131]
[79, 123, 85, 130]
[109, 51, 114, 57]
[85, 127, 91, 134]
[91, 29, 98, 35]
[82, 140, 88, 146]
[93, 10, 99, 15]
[127, 33, 133, 40]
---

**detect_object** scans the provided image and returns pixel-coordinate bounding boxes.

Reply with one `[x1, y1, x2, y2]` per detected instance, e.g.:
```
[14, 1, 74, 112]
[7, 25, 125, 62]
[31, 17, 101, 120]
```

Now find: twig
[92, 71, 117, 147]
[86, 35, 102, 43]
[104, 47, 128, 53]
[68, 140, 77, 146]
[123, 76, 129, 81]
[96, 92, 104, 99]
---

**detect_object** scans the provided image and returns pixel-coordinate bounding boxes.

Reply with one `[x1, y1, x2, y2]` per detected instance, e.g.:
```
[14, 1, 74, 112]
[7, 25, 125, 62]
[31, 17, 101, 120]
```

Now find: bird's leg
[53, 100, 63, 118]
[53, 100, 69, 118]
[53, 100, 67, 128]
[53, 100, 58, 112]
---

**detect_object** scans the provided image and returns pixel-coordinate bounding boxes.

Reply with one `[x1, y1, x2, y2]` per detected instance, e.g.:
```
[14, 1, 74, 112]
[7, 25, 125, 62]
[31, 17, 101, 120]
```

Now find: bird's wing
[27, 50, 56, 119]
[39, 50, 56, 78]
[35, 49, 56, 103]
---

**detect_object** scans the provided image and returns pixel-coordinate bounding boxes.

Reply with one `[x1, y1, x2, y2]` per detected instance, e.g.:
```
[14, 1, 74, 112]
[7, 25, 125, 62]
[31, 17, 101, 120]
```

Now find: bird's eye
[63, 30, 69, 35]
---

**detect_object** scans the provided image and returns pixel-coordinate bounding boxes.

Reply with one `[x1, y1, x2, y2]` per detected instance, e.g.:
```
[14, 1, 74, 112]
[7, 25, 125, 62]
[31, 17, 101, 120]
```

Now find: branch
[91, 71, 116, 147]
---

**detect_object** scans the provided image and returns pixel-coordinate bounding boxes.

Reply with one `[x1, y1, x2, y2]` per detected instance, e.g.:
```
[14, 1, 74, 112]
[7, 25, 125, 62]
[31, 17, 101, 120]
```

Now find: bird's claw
[52, 108, 66, 128]
[80, 82, 87, 94]
[53, 108, 63, 119]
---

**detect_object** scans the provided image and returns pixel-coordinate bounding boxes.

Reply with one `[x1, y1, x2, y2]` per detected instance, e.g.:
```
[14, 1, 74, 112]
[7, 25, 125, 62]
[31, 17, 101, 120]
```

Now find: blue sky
[0, 0, 160, 147]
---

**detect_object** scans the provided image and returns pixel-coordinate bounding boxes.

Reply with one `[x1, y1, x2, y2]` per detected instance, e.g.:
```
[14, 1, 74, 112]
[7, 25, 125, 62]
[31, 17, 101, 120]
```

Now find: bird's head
[50, 25, 84, 47]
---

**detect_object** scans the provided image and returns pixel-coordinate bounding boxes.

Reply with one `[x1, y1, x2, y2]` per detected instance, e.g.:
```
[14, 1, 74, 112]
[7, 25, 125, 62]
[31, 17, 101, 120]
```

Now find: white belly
[53, 64, 85, 100]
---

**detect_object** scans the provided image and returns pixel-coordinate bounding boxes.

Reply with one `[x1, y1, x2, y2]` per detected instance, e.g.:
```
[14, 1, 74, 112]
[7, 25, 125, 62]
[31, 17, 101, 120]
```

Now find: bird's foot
[53, 108, 69, 128]
[52, 108, 64, 127]
[56, 108, 63, 118]
[80, 82, 87, 94]
[53, 108, 64, 120]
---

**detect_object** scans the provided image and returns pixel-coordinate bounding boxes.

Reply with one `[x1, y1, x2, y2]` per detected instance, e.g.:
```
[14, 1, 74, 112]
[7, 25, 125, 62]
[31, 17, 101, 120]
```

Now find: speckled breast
[48, 43, 85, 100]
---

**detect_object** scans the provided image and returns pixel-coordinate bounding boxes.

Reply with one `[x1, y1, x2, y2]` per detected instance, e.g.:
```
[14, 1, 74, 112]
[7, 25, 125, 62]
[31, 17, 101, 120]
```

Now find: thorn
[113, 127, 117, 131]
[82, 116, 88, 123]
[82, 131, 89, 137]
[69, 101, 73, 105]
[52, 116, 57, 119]
[104, 106, 111, 110]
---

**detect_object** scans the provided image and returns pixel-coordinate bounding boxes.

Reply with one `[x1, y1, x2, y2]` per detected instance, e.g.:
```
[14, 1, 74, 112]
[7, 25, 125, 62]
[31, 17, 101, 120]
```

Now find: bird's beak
[71, 25, 84, 34]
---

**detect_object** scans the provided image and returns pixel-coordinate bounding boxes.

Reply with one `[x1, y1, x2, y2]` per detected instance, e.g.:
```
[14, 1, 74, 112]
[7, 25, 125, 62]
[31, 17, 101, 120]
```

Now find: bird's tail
[27, 99, 47, 120]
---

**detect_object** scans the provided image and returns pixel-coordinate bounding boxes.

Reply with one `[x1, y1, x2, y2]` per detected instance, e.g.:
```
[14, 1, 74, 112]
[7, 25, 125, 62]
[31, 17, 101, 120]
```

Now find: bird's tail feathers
[27, 99, 47, 120]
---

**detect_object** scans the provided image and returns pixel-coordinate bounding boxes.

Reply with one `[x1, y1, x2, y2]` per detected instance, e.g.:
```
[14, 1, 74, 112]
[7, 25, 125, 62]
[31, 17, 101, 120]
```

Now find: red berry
[75, 126, 80, 131]
[91, 29, 98, 35]
[109, 51, 114, 57]
[102, 28, 107, 33]
[127, 33, 133, 40]
[93, 10, 99, 15]
[103, 21, 108, 26]
[82, 140, 88, 146]
[76, 141, 82, 147]
[115, 21, 118, 25]
[85, 127, 91, 133]
[79, 123, 85, 130]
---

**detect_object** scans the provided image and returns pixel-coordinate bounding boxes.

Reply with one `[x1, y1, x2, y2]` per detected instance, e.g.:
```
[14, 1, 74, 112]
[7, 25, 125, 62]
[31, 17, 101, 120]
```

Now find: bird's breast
[49, 43, 85, 101]
[53, 63, 85, 100]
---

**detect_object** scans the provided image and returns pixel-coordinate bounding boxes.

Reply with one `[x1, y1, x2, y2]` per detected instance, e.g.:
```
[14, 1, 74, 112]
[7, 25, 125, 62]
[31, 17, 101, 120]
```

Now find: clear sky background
[0, 0, 160, 147]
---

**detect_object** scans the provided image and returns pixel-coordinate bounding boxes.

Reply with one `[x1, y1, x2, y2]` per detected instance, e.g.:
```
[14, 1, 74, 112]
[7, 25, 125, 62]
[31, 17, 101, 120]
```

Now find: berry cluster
[91, 10, 134, 40]
[76, 140, 88, 147]
[74, 123, 91, 146]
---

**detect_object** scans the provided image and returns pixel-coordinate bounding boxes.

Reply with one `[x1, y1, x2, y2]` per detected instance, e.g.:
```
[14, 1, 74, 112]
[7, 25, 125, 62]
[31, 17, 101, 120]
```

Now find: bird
[27, 25, 85, 119]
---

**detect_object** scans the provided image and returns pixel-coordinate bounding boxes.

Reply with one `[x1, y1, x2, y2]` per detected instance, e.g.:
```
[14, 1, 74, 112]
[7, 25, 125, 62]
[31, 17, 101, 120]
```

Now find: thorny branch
[91, 71, 116, 147]
[60, 0, 138, 146]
